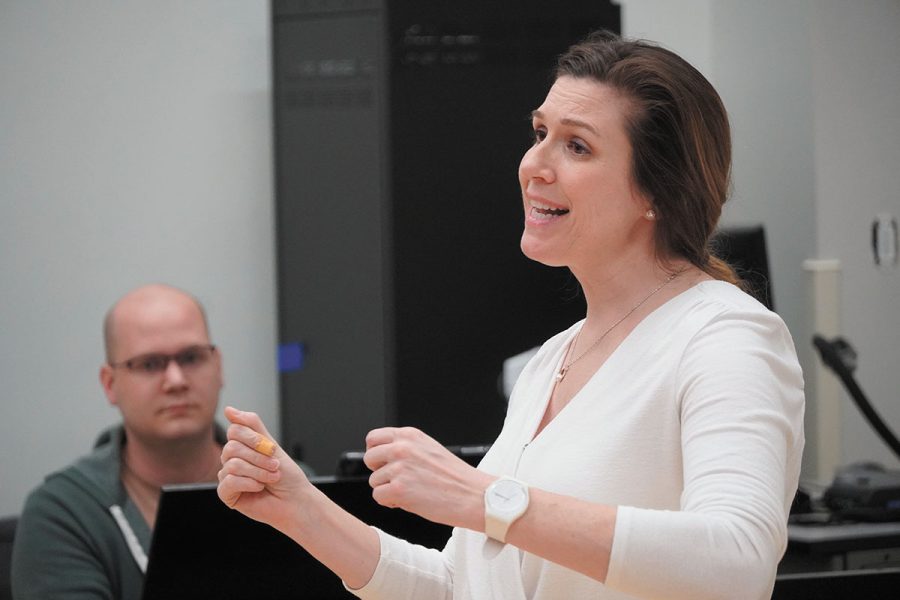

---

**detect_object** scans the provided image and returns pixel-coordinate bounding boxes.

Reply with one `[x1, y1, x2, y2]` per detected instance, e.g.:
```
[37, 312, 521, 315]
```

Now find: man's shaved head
[103, 284, 210, 363]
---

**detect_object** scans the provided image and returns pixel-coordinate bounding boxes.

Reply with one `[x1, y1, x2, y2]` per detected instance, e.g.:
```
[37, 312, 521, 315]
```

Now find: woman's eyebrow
[529, 110, 599, 135]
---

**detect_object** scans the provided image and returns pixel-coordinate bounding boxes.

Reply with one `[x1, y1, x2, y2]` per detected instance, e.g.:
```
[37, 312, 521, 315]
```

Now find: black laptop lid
[141, 478, 452, 600]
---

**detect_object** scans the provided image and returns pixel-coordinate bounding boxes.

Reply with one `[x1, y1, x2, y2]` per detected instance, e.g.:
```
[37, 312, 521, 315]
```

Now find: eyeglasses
[109, 344, 217, 375]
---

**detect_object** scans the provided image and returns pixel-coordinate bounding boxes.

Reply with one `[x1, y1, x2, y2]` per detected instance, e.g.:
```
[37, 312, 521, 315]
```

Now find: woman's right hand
[217, 406, 311, 529]
[217, 406, 382, 589]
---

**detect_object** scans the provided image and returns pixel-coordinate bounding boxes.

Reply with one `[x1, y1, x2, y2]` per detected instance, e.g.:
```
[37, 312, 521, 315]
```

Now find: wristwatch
[484, 476, 529, 543]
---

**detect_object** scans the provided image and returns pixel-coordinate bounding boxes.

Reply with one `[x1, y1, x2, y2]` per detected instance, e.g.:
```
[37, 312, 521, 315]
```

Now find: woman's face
[519, 76, 654, 273]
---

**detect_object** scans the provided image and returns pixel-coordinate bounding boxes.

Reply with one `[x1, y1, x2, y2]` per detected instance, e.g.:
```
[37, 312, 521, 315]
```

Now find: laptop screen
[141, 477, 452, 600]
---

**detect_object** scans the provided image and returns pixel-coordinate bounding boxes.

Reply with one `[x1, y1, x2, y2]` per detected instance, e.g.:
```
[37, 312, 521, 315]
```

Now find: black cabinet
[273, 0, 619, 473]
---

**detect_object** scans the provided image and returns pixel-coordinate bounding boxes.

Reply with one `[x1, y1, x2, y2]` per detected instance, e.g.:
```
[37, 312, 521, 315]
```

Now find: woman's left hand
[363, 427, 494, 530]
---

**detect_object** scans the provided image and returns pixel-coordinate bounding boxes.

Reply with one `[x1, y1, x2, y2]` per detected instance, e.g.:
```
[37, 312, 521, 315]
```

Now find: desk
[782, 521, 900, 572]
[773, 567, 900, 599]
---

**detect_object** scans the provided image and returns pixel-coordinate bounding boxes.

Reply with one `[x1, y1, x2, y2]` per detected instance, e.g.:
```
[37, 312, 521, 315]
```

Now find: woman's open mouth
[529, 200, 570, 220]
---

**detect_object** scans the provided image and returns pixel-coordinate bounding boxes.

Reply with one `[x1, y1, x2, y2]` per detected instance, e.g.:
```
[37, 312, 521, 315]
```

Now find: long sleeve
[347, 527, 454, 600]
[11, 434, 148, 600]
[12, 485, 120, 600]
[605, 301, 805, 599]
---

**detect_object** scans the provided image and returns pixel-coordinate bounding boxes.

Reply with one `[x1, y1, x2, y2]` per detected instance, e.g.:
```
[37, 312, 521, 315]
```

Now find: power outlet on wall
[872, 213, 898, 268]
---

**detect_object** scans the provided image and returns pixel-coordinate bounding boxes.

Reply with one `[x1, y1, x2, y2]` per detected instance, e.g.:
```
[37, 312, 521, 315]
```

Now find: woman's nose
[519, 142, 555, 184]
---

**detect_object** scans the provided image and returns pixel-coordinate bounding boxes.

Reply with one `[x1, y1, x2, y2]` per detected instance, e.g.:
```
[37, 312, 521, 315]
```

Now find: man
[12, 284, 228, 600]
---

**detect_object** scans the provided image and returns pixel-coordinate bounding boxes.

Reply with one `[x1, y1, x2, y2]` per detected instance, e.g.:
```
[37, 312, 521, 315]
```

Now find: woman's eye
[569, 140, 590, 155]
[532, 127, 547, 144]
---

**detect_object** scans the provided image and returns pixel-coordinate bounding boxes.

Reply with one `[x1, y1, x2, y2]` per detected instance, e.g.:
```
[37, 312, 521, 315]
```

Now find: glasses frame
[108, 344, 217, 374]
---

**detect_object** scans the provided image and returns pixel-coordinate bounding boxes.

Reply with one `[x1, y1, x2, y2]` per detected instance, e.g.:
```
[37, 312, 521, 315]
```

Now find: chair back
[0, 515, 17, 600]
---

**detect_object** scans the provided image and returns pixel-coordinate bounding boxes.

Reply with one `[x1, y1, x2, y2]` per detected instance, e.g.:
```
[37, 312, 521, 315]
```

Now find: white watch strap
[485, 511, 512, 543]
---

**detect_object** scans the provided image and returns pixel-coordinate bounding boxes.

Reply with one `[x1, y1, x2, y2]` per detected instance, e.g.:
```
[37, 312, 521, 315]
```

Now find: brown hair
[556, 30, 738, 283]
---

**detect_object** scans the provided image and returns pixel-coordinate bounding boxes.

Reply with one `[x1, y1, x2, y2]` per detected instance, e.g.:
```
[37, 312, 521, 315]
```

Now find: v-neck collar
[525, 281, 713, 444]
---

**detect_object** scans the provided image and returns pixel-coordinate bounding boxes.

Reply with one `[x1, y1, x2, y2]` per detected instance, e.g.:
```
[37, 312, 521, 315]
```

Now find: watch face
[489, 479, 527, 513]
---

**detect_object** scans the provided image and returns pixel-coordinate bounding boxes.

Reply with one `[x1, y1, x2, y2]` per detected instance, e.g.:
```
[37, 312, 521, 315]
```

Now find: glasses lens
[131, 354, 170, 373]
[174, 345, 213, 369]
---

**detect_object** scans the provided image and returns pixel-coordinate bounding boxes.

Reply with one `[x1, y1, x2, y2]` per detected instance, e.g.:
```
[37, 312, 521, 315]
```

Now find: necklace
[121, 457, 162, 527]
[556, 268, 684, 382]
[121, 445, 222, 528]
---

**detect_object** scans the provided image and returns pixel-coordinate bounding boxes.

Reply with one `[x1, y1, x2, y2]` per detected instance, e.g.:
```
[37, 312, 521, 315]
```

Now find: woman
[218, 30, 804, 599]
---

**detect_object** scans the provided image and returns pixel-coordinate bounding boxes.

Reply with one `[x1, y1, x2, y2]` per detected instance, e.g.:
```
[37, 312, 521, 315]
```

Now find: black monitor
[711, 225, 775, 311]
[142, 479, 452, 600]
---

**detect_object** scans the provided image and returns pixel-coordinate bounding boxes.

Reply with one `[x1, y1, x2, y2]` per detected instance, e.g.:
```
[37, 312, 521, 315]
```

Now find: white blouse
[350, 281, 805, 600]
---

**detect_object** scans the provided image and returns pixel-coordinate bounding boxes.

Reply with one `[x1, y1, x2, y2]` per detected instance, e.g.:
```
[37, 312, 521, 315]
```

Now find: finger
[221, 447, 276, 485]
[221, 439, 280, 474]
[367, 462, 394, 488]
[225, 407, 280, 457]
[363, 431, 424, 470]
[224, 406, 277, 442]
[220, 454, 282, 487]
[362, 444, 390, 471]
[217, 473, 267, 508]
[370, 479, 399, 509]
[365, 427, 397, 450]
[227, 422, 283, 460]
[218, 470, 268, 493]
[254, 435, 277, 457]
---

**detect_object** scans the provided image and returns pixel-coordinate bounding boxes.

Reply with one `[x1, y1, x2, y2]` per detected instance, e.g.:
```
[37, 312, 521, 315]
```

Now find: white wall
[2, 0, 899, 516]
[708, 1, 820, 477]
[810, 0, 900, 470]
[0, 0, 279, 516]
[623, 0, 900, 481]
[623, 0, 817, 349]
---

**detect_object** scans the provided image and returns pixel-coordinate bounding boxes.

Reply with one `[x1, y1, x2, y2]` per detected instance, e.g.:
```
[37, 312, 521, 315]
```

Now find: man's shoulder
[26, 426, 126, 511]
[12, 426, 142, 600]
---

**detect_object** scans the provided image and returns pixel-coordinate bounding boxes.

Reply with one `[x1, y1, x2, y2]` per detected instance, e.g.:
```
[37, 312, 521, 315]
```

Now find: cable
[812, 335, 900, 461]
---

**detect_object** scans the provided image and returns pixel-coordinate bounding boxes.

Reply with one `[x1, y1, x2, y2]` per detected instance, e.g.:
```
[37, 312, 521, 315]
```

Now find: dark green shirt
[11, 426, 225, 600]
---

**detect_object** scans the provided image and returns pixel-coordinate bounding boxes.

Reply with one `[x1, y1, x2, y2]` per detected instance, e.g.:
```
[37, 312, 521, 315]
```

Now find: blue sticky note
[278, 342, 305, 373]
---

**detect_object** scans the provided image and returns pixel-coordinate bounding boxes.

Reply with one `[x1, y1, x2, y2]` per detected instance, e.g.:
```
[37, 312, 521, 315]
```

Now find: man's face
[100, 289, 223, 445]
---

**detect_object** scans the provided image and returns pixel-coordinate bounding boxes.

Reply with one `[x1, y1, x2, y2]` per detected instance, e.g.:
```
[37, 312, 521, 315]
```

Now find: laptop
[141, 477, 452, 600]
